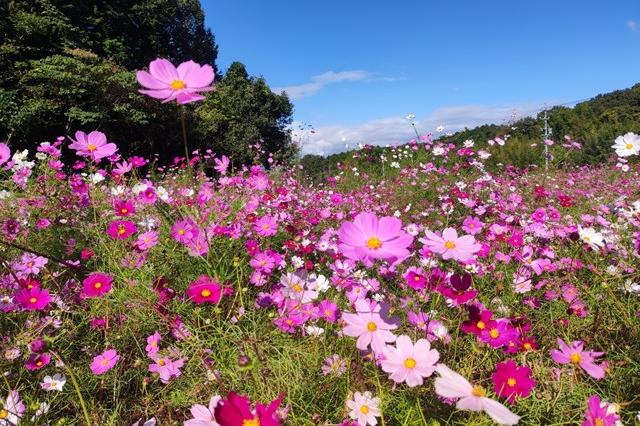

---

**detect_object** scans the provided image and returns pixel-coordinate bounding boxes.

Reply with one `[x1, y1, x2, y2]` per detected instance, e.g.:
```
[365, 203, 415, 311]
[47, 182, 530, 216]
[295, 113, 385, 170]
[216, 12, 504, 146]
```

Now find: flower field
[1, 60, 640, 426]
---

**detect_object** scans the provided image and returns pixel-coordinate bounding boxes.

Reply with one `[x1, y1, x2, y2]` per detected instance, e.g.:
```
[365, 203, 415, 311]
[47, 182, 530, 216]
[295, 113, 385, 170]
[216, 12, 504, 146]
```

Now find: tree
[194, 62, 296, 166]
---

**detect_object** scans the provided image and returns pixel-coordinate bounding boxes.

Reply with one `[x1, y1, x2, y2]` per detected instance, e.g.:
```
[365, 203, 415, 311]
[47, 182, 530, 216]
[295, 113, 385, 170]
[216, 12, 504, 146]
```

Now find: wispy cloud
[273, 70, 371, 99]
[628, 20, 638, 32]
[298, 102, 551, 156]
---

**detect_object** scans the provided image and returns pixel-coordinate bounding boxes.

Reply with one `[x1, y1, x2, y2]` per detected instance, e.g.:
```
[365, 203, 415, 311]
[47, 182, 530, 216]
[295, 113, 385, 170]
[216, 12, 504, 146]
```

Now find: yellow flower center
[595, 418, 604, 426]
[570, 352, 581, 364]
[87, 144, 97, 152]
[507, 377, 516, 387]
[118, 225, 126, 235]
[36, 360, 43, 366]
[523, 342, 532, 350]
[0, 410, 7, 419]
[471, 385, 486, 397]
[367, 321, 377, 332]
[170, 79, 186, 90]
[101, 358, 109, 365]
[293, 284, 303, 293]
[158, 358, 166, 366]
[366, 236, 382, 249]
[476, 321, 486, 330]
[94, 282, 102, 289]
[324, 309, 333, 317]
[29, 297, 37, 304]
[489, 328, 500, 339]
[404, 358, 416, 369]
[444, 240, 456, 249]
[178, 229, 186, 235]
[200, 289, 211, 298]
[360, 405, 369, 414]
[625, 143, 633, 150]
[262, 224, 270, 230]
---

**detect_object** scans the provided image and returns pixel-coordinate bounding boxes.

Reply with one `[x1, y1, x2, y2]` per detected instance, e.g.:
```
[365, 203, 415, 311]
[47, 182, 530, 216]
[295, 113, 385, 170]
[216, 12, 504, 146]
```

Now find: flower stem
[180, 106, 190, 166]
[52, 352, 91, 426]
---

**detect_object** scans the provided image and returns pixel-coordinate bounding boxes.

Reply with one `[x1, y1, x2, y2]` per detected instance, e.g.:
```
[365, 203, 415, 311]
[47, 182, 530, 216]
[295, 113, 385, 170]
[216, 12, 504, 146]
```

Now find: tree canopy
[0, 0, 295, 164]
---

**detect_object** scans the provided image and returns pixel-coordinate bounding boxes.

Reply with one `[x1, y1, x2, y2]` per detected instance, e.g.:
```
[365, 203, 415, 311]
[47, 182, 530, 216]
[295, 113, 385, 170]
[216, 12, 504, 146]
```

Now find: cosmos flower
[582, 395, 620, 426]
[186, 275, 222, 305]
[41, 374, 66, 392]
[0, 142, 10, 165]
[254, 215, 278, 237]
[347, 391, 381, 426]
[611, 132, 640, 157]
[214, 155, 230, 175]
[90, 349, 119, 375]
[380, 335, 439, 387]
[148, 356, 186, 384]
[25, 353, 51, 371]
[338, 212, 413, 267]
[185, 395, 222, 426]
[15, 287, 51, 311]
[578, 227, 605, 250]
[106, 220, 137, 240]
[342, 299, 398, 354]
[0, 390, 24, 426]
[550, 338, 606, 379]
[434, 364, 520, 425]
[420, 228, 481, 262]
[82, 272, 113, 298]
[214, 391, 283, 426]
[145, 332, 161, 357]
[68, 130, 117, 161]
[491, 360, 536, 403]
[137, 58, 215, 104]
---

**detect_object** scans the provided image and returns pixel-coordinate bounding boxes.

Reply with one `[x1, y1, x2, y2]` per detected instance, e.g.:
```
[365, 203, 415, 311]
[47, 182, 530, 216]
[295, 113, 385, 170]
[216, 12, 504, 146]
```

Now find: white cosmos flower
[578, 226, 605, 250]
[41, 373, 66, 391]
[612, 132, 640, 157]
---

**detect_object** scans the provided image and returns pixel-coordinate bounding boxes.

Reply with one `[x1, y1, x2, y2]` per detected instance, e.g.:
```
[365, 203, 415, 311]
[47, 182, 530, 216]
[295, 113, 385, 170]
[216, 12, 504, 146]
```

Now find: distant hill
[300, 83, 640, 179]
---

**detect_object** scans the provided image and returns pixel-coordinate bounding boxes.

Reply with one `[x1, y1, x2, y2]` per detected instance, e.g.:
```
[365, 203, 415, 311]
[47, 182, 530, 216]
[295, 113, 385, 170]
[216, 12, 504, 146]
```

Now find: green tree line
[0, 0, 296, 164]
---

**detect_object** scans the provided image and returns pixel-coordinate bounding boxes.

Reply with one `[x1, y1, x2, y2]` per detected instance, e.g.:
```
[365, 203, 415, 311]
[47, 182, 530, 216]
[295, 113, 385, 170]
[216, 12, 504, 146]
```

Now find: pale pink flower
[342, 299, 397, 354]
[137, 58, 215, 104]
[347, 391, 381, 426]
[381, 335, 439, 387]
[434, 364, 520, 425]
[550, 338, 606, 379]
[420, 228, 481, 262]
[68, 130, 117, 161]
[184, 395, 222, 426]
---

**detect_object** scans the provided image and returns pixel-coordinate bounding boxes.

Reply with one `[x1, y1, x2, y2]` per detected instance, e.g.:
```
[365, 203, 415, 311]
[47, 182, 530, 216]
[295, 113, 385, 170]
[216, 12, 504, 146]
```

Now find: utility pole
[542, 110, 552, 172]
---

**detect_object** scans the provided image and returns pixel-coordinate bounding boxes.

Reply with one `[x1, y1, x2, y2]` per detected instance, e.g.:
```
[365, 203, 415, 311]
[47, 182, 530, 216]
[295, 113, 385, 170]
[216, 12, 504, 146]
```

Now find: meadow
[0, 59, 639, 426]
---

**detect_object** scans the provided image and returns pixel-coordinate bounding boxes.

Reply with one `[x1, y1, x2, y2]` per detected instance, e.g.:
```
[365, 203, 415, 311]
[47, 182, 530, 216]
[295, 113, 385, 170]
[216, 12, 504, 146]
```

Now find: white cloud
[628, 20, 638, 32]
[299, 102, 551, 156]
[273, 70, 370, 99]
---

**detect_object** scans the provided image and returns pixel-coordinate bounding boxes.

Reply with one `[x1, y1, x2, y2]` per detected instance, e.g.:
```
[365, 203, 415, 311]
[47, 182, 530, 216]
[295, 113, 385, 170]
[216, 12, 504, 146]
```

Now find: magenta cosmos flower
[550, 338, 606, 379]
[582, 395, 620, 426]
[420, 227, 481, 262]
[186, 275, 222, 304]
[491, 360, 536, 403]
[106, 220, 137, 240]
[90, 349, 119, 375]
[381, 335, 439, 387]
[215, 392, 283, 426]
[15, 287, 51, 311]
[68, 130, 117, 161]
[25, 353, 51, 371]
[136, 58, 215, 104]
[0, 142, 10, 165]
[342, 299, 397, 354]
[338, 212, 413, 267]
[82, 272, 113, 298]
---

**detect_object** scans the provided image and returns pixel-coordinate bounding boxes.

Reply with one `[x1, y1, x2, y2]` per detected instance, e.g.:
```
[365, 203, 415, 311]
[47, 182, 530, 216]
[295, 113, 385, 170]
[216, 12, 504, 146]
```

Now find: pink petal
[136, 70, 168, 90]
[481, 398, 521, 425]
[148, 58, 179, 83]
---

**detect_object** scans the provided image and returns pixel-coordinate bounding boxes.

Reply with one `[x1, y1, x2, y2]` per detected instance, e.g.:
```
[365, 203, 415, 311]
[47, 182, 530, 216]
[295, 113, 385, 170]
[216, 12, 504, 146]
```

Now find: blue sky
[202, 0, 640, 155]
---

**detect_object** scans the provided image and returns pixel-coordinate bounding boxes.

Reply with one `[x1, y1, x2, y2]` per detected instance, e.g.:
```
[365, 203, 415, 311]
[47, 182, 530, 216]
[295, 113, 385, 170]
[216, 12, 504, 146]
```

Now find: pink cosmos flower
[381, 335, 439, 387]
[550, 338, 606, 379]
[90, 349, 119, 375]
[420, 228, 481, 262]
[148, 355, 185, 384]
[0, 390, 24, 425]
[582, 395, 620, 426]
[82, 272, 113, 298]
[479, 319, 519, 349]
[145, 332, 161, 356]
[492, 360, 536, 403]
[462, 216, 484, 235]
[68, 130, 117, 161]
[434, 364, 520, 425]
[186, 275, 222, 304]
[114, 199, 135, 217]
[342, 299, 397, 354]
[215, 392, 283, 426]
[0, 142, 10, 165]
[185, 395, 222, 426]
[25, 353, 51, 371]
[214, 155, 230, 174]
[15, 287, 51, 311]
[106, 220, 137, 240]
[172, 219, 198, 244]
[136, 58, 215, 104]
[338, 212, 413, 267]
[347, 391, 381, 426]
[255, 216, 278, 237]
[136, 231, 159, 250]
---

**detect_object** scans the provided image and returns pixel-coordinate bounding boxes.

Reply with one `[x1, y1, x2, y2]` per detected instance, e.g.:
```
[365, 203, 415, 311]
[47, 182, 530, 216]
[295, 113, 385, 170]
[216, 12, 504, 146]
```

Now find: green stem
[53, 352, 91, 426]
[180, 106, 190, 165]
